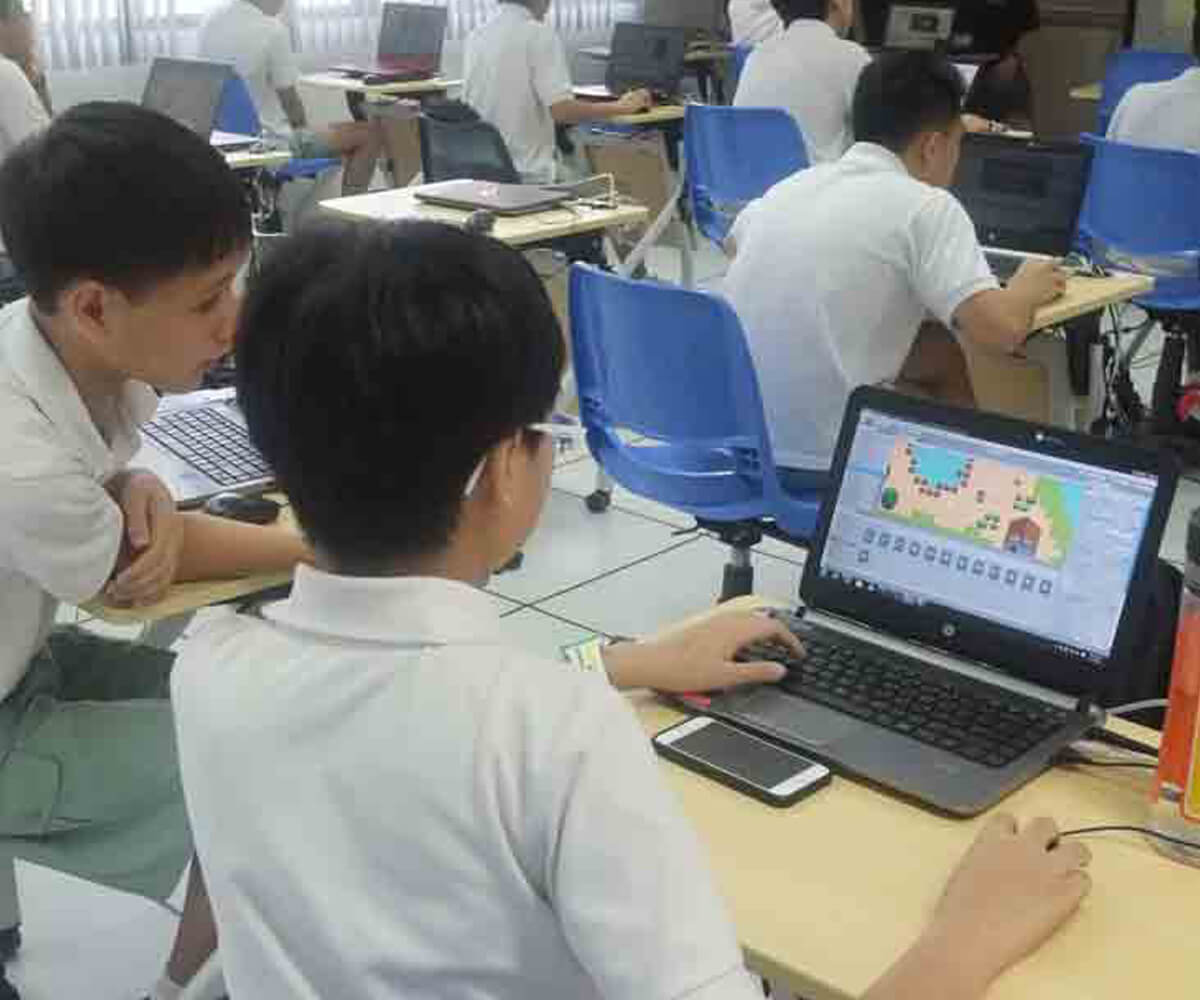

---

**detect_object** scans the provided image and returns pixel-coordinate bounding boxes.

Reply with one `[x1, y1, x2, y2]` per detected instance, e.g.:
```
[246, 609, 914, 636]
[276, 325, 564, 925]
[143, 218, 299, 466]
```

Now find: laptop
[884, 2, 955, 50]
[575, 23, 688, 101]
[332, 2, 447, 82]
[142, 57, 233, 138]
[133, 390, 274, 508]
[701, 387, 1176, 816]
[413, 180, 572, 216]
[209, 130, 258, 151]
[951, 134, 1093, 282]
[641, 0, 727, 41]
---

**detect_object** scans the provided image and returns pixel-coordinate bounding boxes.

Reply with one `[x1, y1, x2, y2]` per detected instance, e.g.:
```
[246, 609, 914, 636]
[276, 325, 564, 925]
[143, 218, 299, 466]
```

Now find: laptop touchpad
[720, 689, 861, 747]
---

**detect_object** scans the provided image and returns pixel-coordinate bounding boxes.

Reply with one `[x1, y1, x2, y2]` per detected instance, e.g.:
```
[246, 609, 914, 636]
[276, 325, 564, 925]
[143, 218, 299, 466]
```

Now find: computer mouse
[204, 492, 281, 525]
[464, 209, 497, 236]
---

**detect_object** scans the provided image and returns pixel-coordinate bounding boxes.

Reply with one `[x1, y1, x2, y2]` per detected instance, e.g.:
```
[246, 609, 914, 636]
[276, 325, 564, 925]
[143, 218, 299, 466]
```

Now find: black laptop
[332, 2, 447, 83]
[702, 387, 1176, 816]
[951, 134, 1093, 282]
[575, 23, 688, 101]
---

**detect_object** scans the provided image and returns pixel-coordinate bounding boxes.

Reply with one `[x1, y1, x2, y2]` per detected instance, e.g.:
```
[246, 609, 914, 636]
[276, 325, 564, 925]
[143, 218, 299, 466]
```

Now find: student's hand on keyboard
[920, 814, 1091, 993]
[106, 470, 185, 607]
[1009, 258, 1068, 306]
[603, 611, 802, 692]
[614, 88, 653, 115]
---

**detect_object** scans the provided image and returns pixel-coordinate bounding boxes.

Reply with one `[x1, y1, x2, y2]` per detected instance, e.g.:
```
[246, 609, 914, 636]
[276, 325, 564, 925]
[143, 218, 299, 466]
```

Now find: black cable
[1057, 825, 1200, 852]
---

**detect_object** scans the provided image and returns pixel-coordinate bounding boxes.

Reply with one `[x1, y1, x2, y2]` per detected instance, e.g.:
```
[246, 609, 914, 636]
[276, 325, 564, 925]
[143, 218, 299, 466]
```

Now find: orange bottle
[1150, 511, 1200, 864]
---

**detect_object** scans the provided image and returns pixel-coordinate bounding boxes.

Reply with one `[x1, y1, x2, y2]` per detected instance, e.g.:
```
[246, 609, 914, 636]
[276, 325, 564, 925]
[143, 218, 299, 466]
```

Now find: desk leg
[139, 613, 195, 651]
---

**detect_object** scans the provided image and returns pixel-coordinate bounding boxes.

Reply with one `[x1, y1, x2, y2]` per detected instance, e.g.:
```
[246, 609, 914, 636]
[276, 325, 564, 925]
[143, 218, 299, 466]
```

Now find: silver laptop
[332, 2, 447, 81]
[413, 180, 571, 216]
[884, 3, 955, 50]
[703, 387, 1176, 815]
[142, 57, 233, 137]
[210, 129, 258, 151]
[133, 390, 273, 508]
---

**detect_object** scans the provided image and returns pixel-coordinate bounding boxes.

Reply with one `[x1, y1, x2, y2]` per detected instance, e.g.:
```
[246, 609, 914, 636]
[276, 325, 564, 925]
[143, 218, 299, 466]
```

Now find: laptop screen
[377, 3, 447, 65]
[884, 3, 955, 49]
[142, 58, 232, 137]
[801, 389, 1175, 698]
[606, 23, 688, 95]
[951, 136, 1092, 256]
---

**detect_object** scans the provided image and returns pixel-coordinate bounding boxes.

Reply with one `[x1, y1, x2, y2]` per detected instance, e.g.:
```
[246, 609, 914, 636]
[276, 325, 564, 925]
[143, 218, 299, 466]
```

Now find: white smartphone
[653, 716, 832, 808]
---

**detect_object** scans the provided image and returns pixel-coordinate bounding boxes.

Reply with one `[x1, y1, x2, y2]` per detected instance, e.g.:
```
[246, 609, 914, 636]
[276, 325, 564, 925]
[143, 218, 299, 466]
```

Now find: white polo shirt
[733, 19, 871, 164]
[729, 0, 783, 45]
[724, 143, 997, 471]
[197, 0, 300, 136]
[0, 300, 159, 701]
[0, 57, 50, 254]
[462, 3, 573, 183]
[1107, 67, 1200, 153]
[172, 566, 759, 1000]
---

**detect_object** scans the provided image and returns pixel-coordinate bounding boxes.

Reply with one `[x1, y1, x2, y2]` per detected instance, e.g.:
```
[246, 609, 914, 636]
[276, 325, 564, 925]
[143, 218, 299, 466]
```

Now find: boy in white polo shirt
[729, 0, 784, 45]
[172, 217, 1091, 1000]
[725, 50, 1065, 488]
[0, 102, 310, 1000]
[1106, 15, 1200, 152]
[733, 0, 870, 163]
[463, 0, 652, 182]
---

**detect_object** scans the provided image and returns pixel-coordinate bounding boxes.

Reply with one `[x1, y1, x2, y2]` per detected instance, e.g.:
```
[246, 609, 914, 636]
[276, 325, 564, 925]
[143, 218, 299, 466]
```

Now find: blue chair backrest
[1098, 49, 1196, 130]
[215, 74, 261, 136]
[569, 263, 819, 534]
[683, 104, 808, 246]
[1077, 134, 1200, 307]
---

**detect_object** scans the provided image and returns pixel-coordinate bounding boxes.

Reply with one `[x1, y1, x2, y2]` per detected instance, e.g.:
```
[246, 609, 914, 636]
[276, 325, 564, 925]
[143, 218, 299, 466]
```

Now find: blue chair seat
[276, 157, 340, 181]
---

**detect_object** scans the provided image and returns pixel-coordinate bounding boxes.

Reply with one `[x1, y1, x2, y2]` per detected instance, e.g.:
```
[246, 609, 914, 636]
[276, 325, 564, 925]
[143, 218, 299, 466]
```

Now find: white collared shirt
[723, 143, 996, 471]
[172, 566, 758, 1000]
[0, 57, 50, 254]
[733, 19, 871, 164]
[197, 0, 300, 136]
[462, 2, 573, 183]
[728, 0, 783, 45]
[1107, 67, 1200, 154]
[0, 300, 159, 700]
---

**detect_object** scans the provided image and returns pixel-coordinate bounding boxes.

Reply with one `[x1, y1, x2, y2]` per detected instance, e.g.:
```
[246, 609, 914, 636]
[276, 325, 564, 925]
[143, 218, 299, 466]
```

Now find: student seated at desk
[725, 51, 1064, 487]
[733, 0, 870, 164]
[729, 0, 784, 45]
[1107, 16, 1200, 152]
[199, 0, 399, 195]
[462, 0, 652, 183]
[171, 217, 1091, 1000]
[0, 103, 311, 1000]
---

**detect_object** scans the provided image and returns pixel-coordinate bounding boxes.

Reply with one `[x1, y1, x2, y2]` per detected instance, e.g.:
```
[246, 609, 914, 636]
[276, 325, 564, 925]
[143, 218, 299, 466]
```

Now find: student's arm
[953, 260, 1066, 354]
[277, 86, 309, 130]
[548, 91, 653, 125]
[0, 54, 49, 145]
[600, 610, 795, 691]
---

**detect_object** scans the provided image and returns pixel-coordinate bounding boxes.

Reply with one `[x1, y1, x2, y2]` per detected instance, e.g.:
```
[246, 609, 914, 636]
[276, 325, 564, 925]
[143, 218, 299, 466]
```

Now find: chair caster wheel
[498, 551, 525, 573]
[585, 490, 612, 513]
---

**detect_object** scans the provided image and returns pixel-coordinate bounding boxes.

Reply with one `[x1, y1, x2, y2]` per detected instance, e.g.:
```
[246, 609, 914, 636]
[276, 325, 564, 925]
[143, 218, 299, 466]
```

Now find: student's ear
[60, 280, 123, 350]
[479, 434, 524, 510]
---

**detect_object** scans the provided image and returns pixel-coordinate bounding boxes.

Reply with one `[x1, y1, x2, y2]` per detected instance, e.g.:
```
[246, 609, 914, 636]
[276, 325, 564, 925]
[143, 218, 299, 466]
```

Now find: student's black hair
[0, 102, 250, 310]
[852, 50, 965, 153]
[235, 220, 566, 573]
[770, 0, 831, 24]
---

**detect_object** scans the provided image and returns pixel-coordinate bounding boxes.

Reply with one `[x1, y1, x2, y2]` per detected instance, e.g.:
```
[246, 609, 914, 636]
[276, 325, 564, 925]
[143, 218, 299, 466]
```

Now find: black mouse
[204, 492, 281, 525]
[464, 209, 497, 235]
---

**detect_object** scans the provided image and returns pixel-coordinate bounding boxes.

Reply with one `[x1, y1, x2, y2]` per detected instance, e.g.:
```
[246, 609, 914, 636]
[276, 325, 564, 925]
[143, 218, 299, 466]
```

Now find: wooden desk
[319, 186, 650, 248]
[1031, 271, 1153, 332]
[224, 149, 292, 171]
[1071, 82, 1102, 101]
[637, 596, 1197, 1000]
[299, 72, 461, 98]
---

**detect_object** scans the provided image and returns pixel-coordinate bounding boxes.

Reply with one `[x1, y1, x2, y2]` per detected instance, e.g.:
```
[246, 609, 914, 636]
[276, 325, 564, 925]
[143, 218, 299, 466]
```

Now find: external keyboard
[741, 633, 1069, 768]
[142, 406, 271, 487]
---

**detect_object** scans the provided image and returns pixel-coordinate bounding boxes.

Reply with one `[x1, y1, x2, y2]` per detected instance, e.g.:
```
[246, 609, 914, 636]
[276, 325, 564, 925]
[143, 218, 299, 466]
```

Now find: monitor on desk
[141, 58, 233, 138]
[605, 23, 689, 98]
[883, 2, 955, 50]
[641, 0, 727, 39]
[951, 134, 1093, 257]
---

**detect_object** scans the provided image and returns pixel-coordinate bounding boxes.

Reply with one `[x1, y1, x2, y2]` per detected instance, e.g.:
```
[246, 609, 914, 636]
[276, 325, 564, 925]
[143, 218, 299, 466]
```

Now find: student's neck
[31, 303, 128, 433]
[321, 546, 492, 588]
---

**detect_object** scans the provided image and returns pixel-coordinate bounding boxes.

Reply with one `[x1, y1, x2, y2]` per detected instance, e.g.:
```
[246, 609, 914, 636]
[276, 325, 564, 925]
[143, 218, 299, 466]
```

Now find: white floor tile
[485, 490, 689, 605]
[6, 863, 178, 1000]
[552, 455, 697, 529]
[538, 536, 802, 638]
[498, 607, 602, 660]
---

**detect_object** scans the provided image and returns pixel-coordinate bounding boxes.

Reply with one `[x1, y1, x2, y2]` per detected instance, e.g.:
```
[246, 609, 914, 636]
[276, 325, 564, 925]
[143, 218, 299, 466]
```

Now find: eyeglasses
[463, 415, 587, 497]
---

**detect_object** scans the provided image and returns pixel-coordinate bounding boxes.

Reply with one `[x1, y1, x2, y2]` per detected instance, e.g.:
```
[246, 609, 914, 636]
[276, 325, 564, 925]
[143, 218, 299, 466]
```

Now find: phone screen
[669, 722, 817, 789]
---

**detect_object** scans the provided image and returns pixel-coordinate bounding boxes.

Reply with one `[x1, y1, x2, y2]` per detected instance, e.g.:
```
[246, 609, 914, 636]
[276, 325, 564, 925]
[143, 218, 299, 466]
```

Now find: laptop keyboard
[142, 406, 271, 488]
[741, 633, 1070, 768]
